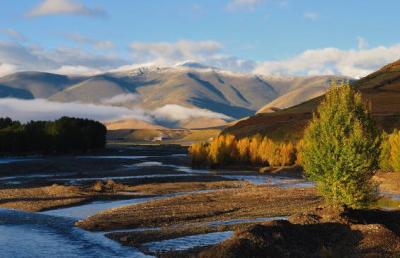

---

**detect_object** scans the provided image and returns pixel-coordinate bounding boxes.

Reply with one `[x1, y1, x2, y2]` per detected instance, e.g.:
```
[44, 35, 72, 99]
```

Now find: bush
[302, 82, 380, 208]
[379, 130, 400, 171]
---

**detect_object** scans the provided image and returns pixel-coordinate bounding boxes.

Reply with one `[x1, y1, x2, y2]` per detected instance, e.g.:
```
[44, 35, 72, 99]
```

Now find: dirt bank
[197, 207, 400, 258]
[0, 180, 243, 212]
[76, 185, 321, 231]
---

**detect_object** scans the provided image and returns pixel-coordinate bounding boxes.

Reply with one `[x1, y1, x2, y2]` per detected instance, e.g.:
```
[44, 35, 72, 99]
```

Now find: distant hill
[257, 76, 346, 113]
[0, 84, 33, 99]
[0, 65, 349, 129]
[224, 59, 400, 141]
[0, 71, 82, 98]
[50, 67, 279, 119]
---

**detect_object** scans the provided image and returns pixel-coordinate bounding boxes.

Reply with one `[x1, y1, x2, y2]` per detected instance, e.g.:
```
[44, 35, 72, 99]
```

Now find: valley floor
[1, 145, 400, 257]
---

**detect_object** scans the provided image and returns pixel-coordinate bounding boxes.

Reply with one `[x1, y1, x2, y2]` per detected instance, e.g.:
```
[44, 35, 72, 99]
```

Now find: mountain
[224, 59, 400, 141]
[50, 67, 279, 119]
[0, 65, 349, 130]
[0, 84, 33, 99]
[0, 71, 82, 98]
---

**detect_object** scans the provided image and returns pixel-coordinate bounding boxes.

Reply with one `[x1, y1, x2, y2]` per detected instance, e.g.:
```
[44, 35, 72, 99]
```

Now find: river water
[0, 147, 397, 257]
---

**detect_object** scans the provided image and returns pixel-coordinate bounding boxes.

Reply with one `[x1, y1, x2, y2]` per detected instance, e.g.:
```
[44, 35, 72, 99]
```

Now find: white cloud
[28, 0, 106, 18]
[0, 63, 18, 77]
[304, 11, 319, 21]
[0, 29, 26, 41]
[153, 104, 231, 122]
[130, 40, 223, 65]
[253, 45, 400, 78]
[0, 40, 127, 76]
[66, 33, 114, 50]
[0, 98, 152, 123]
[101, 93, 140, 105]
[0, 36, 400, 80]
[0, 98, 231, 127]
[227, 0, 264, 11]
[127, 40, 255, 73]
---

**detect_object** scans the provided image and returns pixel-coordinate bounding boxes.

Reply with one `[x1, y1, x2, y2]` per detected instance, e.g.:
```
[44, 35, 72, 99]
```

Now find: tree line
[189, 134, 297, 168]
[0, 117, 107, 154]
[190, 81, 400, 208]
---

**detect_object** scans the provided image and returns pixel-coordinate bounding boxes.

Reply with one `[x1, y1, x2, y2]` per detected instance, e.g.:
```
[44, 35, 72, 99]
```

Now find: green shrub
[302, 82, 380, 208]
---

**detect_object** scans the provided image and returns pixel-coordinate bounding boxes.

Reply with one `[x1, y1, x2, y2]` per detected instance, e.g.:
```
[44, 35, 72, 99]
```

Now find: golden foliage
[237, 137, 251, 163]
[188, 142, 209, 167]
[190, 133, 298, 167]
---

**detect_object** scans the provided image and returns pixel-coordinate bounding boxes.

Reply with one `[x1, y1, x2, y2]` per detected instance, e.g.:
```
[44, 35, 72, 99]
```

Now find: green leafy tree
[302, 82, 380, 208]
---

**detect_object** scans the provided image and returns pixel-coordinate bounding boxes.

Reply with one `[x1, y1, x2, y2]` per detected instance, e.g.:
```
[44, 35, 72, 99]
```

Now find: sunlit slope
[225, 59, 400, 141]
[49, 67, 279, 119]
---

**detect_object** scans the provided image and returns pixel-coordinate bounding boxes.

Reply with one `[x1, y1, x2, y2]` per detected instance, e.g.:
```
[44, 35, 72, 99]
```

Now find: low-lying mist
[0, 98, 231, 126]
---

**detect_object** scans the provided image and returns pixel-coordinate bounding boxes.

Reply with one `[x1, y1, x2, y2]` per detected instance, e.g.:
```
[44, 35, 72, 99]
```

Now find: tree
[302, 82, 380, 208]
[249, 135, 262, 164]
[0, 117, 106, 154]
[208, 134, 238, 166]
[237, 137, 251, 164]
[189, 142, 209, 167]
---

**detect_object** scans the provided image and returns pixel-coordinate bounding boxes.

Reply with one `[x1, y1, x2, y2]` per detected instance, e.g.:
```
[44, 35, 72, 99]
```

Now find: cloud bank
[253, 45, 400, 78]
[0, 36, 400, 79]
[28, 0, 106, 18]
[130, 40, 223, 66]
[0, 98, 230, 126]
[153, 104, 231, 122]
[101, 93, 140, 105]
[0, 40, 127, 76]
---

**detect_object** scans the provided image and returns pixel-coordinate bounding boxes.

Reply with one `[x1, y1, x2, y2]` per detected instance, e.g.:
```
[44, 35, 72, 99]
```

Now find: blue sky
[0, 0, 399, 78]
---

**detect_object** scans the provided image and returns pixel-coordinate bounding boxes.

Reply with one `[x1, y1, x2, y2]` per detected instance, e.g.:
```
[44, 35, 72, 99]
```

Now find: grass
[108, 128, 221, 146]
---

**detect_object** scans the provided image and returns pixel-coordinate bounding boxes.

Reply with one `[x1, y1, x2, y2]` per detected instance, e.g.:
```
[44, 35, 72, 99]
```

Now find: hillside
[0, 72, 82, 98]
[257, 85, 327, 113]
[50, 67, 279, 119]
[0, 66, 348, 129]
[105, 119, 166, 130]
[225, 59, 400, 141]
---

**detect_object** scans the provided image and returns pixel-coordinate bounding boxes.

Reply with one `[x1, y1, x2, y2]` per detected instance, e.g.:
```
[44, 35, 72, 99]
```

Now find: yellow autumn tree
[189, 142, 209, 167]
[208, 134, 238, 166]
[249, 135, 262, 164]
[237, 137, 251, 164]
[279, 142, 296, 166]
